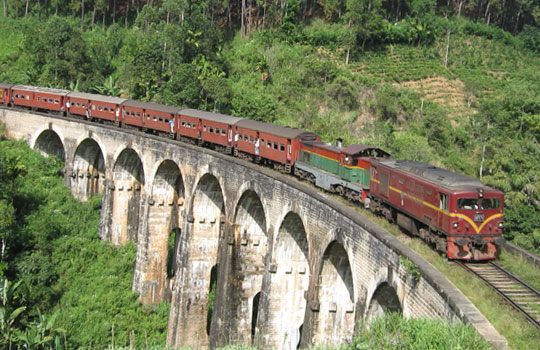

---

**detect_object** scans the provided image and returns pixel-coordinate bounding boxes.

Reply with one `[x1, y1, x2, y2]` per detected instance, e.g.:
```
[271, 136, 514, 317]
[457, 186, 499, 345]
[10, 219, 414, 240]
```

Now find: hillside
[0, 1, 538, 253]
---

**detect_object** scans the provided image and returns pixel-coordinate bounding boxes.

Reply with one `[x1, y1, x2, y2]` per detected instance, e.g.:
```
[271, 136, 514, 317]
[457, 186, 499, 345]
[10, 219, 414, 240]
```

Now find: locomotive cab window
[481, 198, 500, 210]
[457, 198, 478, 210]
[439, 193, 449, 211]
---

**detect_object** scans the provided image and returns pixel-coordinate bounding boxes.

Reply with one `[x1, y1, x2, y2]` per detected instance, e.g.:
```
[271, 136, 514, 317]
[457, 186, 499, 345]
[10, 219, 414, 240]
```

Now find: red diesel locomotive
[369, 159, 504, 260]
[0, 83, 505, 260]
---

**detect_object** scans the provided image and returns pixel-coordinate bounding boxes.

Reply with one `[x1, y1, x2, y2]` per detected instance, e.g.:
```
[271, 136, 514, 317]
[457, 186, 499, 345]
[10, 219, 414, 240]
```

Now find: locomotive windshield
[457, 198, 479, 210]
[481, 198, 501, 210]
[457, 198, 501, 210]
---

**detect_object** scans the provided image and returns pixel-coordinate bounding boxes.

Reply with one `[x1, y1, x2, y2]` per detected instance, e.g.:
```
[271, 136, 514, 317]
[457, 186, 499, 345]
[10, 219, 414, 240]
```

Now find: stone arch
[140, 160, 185, 305]
[33, 129, 65, 161]
[312, 240, 355, 346]
[223, 189, 268, 343]
[70, 138, 105, 201]
[178, 173, 225, 346]
[110, 148, 145, 245]
[261, 212, 309, 350]
[365, 282, 402, 323]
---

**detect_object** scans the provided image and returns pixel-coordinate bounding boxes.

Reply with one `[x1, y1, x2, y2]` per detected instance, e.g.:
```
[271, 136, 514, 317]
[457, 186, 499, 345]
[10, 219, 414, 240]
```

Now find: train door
[438, 192, 449, 229]
[379, 170, 389, 198]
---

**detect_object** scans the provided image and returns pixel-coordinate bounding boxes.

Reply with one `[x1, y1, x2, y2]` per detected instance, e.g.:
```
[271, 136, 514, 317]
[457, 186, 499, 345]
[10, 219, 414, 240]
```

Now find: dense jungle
[0, 0, 539, 348]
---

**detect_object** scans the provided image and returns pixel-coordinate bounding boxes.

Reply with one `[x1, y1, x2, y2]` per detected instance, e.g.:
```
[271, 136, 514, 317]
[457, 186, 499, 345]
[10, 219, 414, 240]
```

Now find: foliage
[399, 257, 420, 282]
[0, 139, 169, 348]
[347, 313, 491, 350]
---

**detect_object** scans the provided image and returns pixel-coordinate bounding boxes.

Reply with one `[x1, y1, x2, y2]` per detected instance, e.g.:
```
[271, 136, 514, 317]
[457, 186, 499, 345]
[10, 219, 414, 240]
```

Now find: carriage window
[181, 121, 185, 127]
[440, 194, 449, 211]
[98, 106, 103, 111]
[398, 178, 404, 184]
[481, 198, 500, 210]
[209, 127, 214, 133]
[153, 115, 157, 121]
[280, 144, 285, 152]
[267, 141, 271, 148]
[203, 125, 207, 131]
[136, 112, 140, 118]
[221, 129, 226, 135]
[15, 94, 19, 98]
[215, 128, 219, 134]
[27, 95, 31, 100]
[165, 119, 169, 123]
[54, 99, 59, 104]
[250, 136, 254, 142]
[426, 189, 432, 196]
[457, 198, 478, 210]
[36, 97, 40, 101]
[159, 117, 163, 122]
[244, 135, 248, 141]
[49, 98, 53, 102]
[273, 142, 278, 150]
[82, 103, 85, 108]
[103, 107, 108, 112]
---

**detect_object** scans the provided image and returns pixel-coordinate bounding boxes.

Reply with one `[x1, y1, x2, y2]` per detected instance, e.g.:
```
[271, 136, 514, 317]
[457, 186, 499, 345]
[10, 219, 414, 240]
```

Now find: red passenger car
[369, 159, 504, 260]
[11, 85, 70, 112]
[0, 83, 14, 105]
[67, 92, 126, 123]
[234, 119, 319, 172]
[121, 100, 181, 134]
[179, 109, 243, 152]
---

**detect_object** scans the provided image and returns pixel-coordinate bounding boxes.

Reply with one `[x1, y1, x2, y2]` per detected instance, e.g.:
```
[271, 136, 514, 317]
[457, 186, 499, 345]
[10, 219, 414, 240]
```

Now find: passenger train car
[0, 83, 505, 261]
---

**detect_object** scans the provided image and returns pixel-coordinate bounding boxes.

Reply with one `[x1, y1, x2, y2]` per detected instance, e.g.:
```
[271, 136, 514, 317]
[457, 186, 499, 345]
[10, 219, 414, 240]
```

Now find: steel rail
[456, 261, 540, 331]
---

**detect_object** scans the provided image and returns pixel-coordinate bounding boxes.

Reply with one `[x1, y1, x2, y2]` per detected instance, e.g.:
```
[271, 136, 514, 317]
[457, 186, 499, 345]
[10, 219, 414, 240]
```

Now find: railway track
[456, 261, 540, 330]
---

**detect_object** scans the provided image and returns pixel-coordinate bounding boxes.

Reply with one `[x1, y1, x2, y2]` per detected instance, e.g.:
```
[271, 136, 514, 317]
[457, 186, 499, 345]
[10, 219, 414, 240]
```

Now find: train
[0, 83, 505, 261]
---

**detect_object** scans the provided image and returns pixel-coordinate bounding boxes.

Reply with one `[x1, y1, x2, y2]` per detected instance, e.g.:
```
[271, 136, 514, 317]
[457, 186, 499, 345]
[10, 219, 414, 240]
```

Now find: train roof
[179, 108, 243, 125]
[235, 119, 317, 139]
[0, 83, 14, 89]
[123, 100, 182, 114]
[12, 85, 71, 95]
[303, 141, 390, 158]
[67, 92, 127, 104]
[375, 159, 493, 191]
[342, 144, 390, 157]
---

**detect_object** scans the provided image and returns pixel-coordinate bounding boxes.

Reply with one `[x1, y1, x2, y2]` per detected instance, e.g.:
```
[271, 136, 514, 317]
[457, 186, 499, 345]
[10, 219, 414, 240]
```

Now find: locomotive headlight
[498, 222, 503, 228]
[452, 222, 459, 228]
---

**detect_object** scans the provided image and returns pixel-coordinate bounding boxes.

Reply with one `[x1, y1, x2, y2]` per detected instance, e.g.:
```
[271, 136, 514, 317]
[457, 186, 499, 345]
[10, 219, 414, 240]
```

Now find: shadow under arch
[258, 211, 309, 350]
[139, 159, 185, 305]
[109, 147, 145, 245]
[34, 129, 65, 161]
[70, 138, 105, 201]
[311, 240, 355, 347]
[365, 281, 402, 323]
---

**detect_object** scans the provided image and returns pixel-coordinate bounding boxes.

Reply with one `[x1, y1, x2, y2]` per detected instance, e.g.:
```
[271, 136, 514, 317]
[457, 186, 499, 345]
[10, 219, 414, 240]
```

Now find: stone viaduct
[0, 108, 507, 349]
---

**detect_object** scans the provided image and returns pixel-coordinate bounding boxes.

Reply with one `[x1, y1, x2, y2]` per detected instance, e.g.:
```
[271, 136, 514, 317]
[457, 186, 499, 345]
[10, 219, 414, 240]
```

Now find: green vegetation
[1, 1, 538, 255]
[347, 312, 490, 350]
[0, 138, 168, 349]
